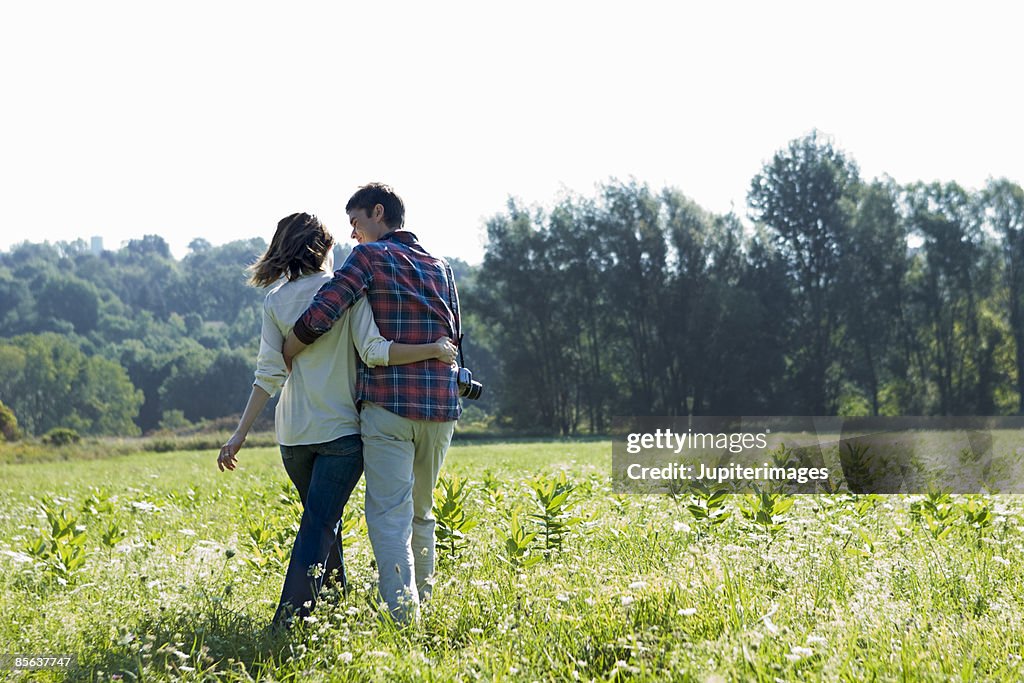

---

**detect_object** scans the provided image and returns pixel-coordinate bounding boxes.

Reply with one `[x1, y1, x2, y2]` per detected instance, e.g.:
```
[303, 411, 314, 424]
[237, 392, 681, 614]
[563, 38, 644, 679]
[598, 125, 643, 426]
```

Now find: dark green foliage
[432, 474, 479, 558]
[39, 276, 101, 334]
[42, 427, 81, 446]
[475, 179, 798, 430]
[24, 497, 88, 584]
[0, 399, 19, 441]
[159, 349, 254, 424]
[985, 178, 1024, 414]
[0, 238, 269, 435]
[0, 273, 36, 334]
[1, 134, 1023, 436]
[837, 179, 907, 415]
[475, 137, 1023, 429]
[748, 132, 859, 414]
[0, 334, 142, 436]
[903, 182, 997, 415]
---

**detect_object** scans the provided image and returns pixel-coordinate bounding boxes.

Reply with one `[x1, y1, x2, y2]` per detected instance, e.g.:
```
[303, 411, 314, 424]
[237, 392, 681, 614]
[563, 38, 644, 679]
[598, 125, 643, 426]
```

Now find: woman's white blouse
[254, 271, 391, 446]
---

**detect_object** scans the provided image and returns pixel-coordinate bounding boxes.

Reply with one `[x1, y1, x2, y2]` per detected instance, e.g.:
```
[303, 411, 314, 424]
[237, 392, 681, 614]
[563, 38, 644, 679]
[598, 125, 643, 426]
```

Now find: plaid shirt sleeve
[292, 247, 373, 345]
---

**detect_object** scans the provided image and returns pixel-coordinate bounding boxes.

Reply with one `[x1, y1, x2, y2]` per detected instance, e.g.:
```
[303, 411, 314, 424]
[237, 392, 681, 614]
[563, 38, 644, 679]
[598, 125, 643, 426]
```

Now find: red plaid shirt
[292, 230, 462, 422]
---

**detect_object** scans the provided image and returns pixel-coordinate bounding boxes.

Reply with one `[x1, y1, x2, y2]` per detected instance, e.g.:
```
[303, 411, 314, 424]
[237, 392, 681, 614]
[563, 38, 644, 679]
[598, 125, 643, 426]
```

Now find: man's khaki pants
[360, 401, 456, 623]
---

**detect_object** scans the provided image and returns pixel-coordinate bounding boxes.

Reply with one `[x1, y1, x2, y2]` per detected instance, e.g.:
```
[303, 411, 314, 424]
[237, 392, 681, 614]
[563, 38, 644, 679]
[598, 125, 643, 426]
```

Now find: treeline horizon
[2, 131, 1023, 438]
[467, 132, 1024, 433]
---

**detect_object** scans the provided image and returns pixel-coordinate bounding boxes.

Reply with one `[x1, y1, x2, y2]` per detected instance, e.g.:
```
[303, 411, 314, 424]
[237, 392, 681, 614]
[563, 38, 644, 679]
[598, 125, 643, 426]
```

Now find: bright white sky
[1, 1, 1021, 264]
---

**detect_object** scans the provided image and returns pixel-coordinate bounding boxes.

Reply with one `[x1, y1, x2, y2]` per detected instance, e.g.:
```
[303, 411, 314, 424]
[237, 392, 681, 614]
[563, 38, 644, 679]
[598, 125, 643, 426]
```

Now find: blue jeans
[273, 433, 363, 626]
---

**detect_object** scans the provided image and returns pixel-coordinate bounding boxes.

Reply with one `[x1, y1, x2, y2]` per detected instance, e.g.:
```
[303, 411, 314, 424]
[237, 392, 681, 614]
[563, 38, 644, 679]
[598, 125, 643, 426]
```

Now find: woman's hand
[434, 337, 457, 365]
[217, 432, 246, 472]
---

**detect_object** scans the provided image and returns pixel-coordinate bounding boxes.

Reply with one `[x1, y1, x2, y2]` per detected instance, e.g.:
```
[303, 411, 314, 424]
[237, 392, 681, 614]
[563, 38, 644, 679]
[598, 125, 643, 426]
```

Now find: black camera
[457, 367, 483, 400]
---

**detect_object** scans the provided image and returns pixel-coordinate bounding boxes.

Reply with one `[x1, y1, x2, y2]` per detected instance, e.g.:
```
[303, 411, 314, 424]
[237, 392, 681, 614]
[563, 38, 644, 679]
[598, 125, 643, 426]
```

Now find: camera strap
[442, 262, 467, 368]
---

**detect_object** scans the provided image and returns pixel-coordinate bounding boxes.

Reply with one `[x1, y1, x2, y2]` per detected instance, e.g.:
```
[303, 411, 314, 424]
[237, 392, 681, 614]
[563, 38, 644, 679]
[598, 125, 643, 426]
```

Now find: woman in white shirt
[216, 212, 454, 627]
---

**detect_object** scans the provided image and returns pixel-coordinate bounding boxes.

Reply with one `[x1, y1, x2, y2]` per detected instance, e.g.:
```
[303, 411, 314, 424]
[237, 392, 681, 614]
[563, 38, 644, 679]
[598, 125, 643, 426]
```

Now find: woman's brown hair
[248, 213, 334, 287]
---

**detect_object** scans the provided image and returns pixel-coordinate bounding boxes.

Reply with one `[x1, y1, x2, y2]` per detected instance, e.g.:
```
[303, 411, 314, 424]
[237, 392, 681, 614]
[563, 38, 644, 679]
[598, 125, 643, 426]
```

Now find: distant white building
[90, 236, 103, 255]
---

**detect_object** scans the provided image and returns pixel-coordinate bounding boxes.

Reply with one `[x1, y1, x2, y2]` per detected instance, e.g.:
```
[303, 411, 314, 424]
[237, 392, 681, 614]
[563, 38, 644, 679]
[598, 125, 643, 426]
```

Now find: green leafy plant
[42, 427, 81, 447]
[685, 480, 732, 532]
[957, 495, 993, 546]
[851, 493, 880, 518]
[528, 471, 581, 554]
[99, 519, 128, 549]
[24, 498, 88, 584]
[79, 487, 115, 516]
[480, 469, 506, 507]
[432, 474, 479, 559]
[243, 515, 292, 571]
[909, 490, 958, 540]
[164, 486, 200, 510]
[739, 486, 794, 539]
[769, 443, 799, 469]
[840, 441, 874, 493]
[498, 506, 541, 570]
[844, 528, 877, 558]
[338, 503, 363, 549]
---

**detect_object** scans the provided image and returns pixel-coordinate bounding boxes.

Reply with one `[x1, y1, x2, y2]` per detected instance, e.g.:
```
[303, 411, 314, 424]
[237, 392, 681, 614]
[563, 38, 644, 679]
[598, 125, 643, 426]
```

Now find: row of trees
[470, 133, 1024, 433]
[0, 229, 481, 437]
[0, 236, 301, 435]
[0, 235, 271, 339]
[2, 132, 1022, 437]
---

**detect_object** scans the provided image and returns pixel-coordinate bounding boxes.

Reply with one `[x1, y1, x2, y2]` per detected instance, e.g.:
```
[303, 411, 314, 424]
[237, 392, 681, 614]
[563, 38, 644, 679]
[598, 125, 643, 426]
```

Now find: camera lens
[460, 380, 483, 400]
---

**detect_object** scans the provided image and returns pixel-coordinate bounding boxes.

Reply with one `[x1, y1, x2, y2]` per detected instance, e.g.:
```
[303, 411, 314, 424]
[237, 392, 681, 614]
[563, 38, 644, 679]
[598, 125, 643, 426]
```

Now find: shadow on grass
[67, 603, 297, 682]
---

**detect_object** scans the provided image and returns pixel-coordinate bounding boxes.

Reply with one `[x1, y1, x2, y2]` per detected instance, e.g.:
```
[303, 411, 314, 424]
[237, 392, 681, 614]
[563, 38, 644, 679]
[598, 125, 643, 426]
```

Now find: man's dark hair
[346, 182, 405, 229]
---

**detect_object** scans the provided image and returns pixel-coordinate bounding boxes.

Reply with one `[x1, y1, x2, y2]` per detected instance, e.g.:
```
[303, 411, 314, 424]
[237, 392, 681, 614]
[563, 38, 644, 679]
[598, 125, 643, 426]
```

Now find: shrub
[158, 409, 192, 431]
[0, 400, 19, 441]
[42, 427, 82, 447]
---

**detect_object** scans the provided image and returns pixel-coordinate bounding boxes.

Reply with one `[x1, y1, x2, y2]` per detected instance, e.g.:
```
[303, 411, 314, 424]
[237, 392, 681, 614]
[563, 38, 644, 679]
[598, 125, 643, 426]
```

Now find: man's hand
[282, 331, 308, 371]
[434, 337, 457, 365]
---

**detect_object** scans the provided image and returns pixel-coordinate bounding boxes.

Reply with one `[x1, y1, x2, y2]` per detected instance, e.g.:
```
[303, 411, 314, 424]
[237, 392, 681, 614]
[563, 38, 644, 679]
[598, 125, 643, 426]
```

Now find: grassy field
[1, 440, 1023, 681]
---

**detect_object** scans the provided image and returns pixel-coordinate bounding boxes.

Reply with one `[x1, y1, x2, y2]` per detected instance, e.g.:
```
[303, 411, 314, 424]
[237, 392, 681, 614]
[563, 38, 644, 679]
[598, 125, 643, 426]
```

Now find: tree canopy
[1, 132, 1022, 437]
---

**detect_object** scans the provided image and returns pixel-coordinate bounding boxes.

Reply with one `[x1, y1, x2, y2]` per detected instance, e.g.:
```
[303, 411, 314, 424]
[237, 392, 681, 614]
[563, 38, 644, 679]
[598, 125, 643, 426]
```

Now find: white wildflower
[621, 596, 634, 607]
[677, 607, 697, 617]
[0, 550, 33, 564]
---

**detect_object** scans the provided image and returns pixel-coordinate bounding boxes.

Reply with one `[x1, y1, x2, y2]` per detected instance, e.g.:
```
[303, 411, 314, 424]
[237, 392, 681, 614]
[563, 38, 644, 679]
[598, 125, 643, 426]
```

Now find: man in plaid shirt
[284, 183, 461, 623]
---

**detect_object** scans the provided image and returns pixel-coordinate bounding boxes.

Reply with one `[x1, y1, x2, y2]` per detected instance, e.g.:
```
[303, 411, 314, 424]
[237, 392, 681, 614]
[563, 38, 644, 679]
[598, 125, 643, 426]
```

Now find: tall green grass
[0, 441, 1022, 681]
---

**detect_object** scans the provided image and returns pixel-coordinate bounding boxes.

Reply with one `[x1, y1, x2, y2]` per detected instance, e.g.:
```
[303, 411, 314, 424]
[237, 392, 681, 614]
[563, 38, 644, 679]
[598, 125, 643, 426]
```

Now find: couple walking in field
[216, 183, 463, 626]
